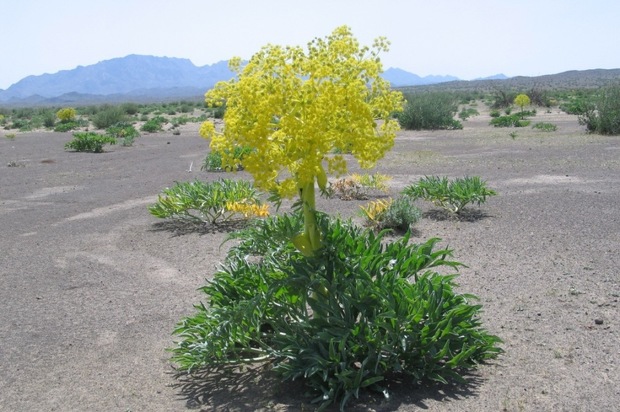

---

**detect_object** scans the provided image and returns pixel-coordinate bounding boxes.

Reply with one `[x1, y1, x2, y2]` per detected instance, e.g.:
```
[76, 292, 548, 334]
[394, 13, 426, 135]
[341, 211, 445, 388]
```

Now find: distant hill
[0, 55, 234, 104]
[1, 55, 619, 106]
[0, 55, 460, 106]
[382, 67, 459, 87]
[401, 68, 620, 93]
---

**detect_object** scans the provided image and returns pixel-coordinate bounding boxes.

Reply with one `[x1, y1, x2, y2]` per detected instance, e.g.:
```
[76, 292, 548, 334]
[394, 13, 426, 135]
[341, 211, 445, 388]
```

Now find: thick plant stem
[292, 181, 322, 257]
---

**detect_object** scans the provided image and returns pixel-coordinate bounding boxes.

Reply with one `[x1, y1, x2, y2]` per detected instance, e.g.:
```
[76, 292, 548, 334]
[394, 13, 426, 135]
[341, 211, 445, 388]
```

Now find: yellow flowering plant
[200, 26, 404, 256]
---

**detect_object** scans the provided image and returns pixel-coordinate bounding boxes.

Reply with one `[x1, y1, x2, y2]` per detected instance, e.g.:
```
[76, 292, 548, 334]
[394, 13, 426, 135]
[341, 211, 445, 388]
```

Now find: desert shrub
[64, 132, 116, 153]
[92, 106, 126, 129]
[360, 196, 420, 231]
[489, 109, 501, 118]
[121, 102, 140, 115]
[171, 214, 502, 411]
[397, 92, 462, 130]
[458, 107, 480, 120]
[491, 89, 517, 109]
[532, 122, 557, 132]
[141, 116, 166, 133]
[527, 88, 551, 107]
[54, 121, 79, 132]
[201, 146, 253, 172]
[106, 122, 140, 146]
[578, 86, 620, 135]
[148, 179, 266, 225]
[42, 111, 57, 128]
[490, 114, 530, 128]
[403, 175, 497, 215]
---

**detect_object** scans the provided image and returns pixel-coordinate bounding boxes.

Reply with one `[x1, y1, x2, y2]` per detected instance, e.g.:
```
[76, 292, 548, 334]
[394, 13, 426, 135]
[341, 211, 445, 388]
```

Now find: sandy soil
[0, 109, 618, 411]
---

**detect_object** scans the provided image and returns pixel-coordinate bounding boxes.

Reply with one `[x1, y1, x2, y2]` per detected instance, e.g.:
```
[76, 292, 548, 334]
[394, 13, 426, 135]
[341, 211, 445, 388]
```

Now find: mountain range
[0, 55, 488, 105]
[3, 54, 617, 107]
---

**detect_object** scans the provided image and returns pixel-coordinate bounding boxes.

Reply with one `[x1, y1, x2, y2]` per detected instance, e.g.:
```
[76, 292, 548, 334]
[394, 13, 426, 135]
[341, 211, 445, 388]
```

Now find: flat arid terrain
[1, 108, 618, 411]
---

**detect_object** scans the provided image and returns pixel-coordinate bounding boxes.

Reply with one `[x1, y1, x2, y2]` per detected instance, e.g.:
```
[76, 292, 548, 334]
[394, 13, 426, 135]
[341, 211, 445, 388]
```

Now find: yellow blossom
[203, 26, 404, 255]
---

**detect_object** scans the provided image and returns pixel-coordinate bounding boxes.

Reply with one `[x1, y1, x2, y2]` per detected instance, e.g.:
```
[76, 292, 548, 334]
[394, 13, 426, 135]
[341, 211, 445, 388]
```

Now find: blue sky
[2, 0, 619, 89]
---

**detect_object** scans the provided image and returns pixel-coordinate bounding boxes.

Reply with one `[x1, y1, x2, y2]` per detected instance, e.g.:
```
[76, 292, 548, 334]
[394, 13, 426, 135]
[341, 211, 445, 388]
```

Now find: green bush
[121, 102, 140, 115]
[489, 114, 530, 128]
[42, 111, 57, 128]
[148, 179, 264, 225]
[92, 106, 126, 129]
[54, 121, 79, 132]
[397, 92, 462, 130]
[64, 132, 116, 153]
[141, 116, 166, 133]
[403, 175, 497, 215]
[578, 86, 620, 135]
[458, 107, 480, 121]
[532, 122, 557, 132]
[171, 214, 502, 411]
[106, 122, 140, 146]
[491, 89, 516, 109]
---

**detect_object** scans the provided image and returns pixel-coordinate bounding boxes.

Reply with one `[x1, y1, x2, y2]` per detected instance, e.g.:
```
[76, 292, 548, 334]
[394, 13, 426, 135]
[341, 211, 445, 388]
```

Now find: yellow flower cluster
[200, 25, 404, 199]
[359, 198, 393, 223]
[56, 107, 76, 122]
[225, 201, 270, 218]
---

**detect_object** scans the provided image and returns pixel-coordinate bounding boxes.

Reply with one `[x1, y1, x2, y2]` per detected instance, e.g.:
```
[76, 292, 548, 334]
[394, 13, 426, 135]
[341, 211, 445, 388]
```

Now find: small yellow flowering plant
[200, 26, 404, 255]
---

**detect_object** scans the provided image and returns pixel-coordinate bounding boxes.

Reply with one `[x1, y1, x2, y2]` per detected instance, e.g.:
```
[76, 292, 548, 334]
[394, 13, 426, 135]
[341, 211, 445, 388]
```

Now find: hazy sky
[2, 0, 619, 89]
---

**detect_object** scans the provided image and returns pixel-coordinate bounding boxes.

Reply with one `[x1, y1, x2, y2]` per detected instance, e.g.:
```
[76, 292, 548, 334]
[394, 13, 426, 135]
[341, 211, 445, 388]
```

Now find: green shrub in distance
[141, 116, 166, 133]
[578, 86, 620, 135]
[148, 179, 263, 225]
[490, 114, 530, 128]
[403, 175, 497, 215]
[532, 122, 557, 132]
[458, 107, 480, 121]
[106, 122, 140, 146]
[54, 121, 79, 132]
[397, 92, 462, 130]
[64, 132, 116, 153]
[92, 106, 126, 129]
[170, 213, 502, 411]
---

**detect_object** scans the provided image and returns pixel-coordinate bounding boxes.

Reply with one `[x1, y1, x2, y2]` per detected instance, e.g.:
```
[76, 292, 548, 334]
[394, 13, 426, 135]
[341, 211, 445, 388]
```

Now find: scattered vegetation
[64, 132, 116, 153]
[140, 115, 167, 133]
[532, 122, 557, 132]
[403, 175, 497, 215]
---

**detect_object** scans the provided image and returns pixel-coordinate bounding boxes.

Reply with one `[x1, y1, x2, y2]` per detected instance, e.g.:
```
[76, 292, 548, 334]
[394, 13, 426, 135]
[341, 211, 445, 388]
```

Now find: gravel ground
[0, 109, 618, 411]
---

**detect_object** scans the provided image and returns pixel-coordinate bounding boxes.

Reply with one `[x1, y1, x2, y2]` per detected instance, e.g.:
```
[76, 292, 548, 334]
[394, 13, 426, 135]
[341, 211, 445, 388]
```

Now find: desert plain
[0, 107, 618, 411]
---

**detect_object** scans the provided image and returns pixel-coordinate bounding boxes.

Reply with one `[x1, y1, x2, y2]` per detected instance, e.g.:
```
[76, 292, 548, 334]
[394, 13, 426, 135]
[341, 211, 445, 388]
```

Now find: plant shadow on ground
[422, 208, 492, 223]
[149, 219, 249, 236]
[171, 364, 486, 411]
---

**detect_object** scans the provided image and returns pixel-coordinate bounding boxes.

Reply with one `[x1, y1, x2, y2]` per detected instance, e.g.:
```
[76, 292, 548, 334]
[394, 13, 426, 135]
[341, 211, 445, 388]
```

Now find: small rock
[595, 319, 604, 325]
